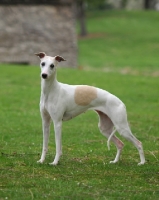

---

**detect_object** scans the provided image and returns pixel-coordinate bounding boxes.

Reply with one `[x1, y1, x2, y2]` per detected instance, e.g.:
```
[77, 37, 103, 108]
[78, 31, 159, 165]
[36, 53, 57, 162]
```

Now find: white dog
[35, 52, 145, 166]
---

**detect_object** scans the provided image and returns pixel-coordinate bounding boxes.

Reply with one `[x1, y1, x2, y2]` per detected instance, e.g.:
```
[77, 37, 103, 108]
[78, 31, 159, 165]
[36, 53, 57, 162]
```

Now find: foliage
[85, 0, 109, 10]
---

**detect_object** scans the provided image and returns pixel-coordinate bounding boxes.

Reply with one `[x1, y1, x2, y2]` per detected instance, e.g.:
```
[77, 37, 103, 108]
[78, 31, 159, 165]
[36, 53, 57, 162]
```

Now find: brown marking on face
[74, 86, 97, 106]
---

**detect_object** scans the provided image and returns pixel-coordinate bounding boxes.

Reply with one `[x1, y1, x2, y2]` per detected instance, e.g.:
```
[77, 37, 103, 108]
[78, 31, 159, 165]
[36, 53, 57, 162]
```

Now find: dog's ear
[35, 52, 46, 59]
[55, 55, 66, 62]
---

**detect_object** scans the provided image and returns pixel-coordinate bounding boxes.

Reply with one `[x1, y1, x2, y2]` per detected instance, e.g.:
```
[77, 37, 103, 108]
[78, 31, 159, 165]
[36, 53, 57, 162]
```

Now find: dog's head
[35, 52, 66, 79]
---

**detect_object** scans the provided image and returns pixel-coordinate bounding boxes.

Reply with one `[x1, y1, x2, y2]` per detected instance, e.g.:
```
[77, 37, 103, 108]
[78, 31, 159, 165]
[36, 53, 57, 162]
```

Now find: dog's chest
[40, 96, 48, 111]
[40, 93, 57, 112]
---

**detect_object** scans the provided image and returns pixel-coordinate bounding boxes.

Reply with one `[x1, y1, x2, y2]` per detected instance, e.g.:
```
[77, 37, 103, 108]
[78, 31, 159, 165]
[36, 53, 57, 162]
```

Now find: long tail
[107, 128, 117, 150]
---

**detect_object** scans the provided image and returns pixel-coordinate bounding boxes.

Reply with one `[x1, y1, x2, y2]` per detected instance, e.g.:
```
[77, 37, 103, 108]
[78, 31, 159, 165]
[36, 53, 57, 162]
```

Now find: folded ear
[55, 55, 66, 62]
[35, 52, 46, 59]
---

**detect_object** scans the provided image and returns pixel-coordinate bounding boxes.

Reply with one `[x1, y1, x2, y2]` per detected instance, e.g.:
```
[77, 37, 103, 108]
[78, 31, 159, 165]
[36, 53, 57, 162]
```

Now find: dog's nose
[42, 73, 48, 79]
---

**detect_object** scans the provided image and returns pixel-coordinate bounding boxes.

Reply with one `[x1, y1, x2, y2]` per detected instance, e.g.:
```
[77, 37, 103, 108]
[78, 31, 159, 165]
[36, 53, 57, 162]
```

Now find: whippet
[35, 52, 145, 166]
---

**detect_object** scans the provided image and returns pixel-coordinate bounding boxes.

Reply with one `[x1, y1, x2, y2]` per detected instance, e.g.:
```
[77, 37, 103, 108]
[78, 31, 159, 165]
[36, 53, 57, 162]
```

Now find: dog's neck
[41, 71, 60, 96]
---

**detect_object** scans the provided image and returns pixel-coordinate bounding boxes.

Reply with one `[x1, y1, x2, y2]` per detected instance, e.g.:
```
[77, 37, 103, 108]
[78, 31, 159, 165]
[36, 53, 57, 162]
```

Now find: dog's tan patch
[74, 86, 97, 106]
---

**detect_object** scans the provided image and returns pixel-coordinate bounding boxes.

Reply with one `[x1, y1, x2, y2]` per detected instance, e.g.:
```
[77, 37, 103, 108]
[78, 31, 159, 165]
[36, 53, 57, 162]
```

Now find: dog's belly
[62, 113, 74, 121]
[62, 107, 88, 121]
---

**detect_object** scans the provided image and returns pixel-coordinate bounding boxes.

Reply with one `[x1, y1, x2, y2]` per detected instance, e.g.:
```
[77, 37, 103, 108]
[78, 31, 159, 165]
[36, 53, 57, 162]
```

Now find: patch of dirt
[78, 33, 107, 40]
[81, 66, 159, 77]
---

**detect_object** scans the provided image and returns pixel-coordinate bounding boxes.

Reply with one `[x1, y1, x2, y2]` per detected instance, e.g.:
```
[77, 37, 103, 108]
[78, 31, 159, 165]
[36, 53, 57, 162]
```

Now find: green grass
[0, 65, 159, 199]
[1, 10, 159, 199]
[78, 10, 159, 71]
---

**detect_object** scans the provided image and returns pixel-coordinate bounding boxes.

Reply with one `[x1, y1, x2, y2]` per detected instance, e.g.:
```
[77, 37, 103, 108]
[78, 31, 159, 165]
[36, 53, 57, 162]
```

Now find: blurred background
[0, 0, 159, 71]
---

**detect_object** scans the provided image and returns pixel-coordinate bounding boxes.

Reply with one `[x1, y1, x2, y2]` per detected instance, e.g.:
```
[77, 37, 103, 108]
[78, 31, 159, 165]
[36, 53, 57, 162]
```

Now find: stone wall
[0, 4, 77, 67]
[125, 0, 144, 10]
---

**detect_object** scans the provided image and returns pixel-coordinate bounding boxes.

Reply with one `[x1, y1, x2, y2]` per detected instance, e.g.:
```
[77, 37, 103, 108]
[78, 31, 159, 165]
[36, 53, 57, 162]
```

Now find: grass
[0, 65, 159, 199]
[78, 10, 159, 71]
[1, 10, 159, 199]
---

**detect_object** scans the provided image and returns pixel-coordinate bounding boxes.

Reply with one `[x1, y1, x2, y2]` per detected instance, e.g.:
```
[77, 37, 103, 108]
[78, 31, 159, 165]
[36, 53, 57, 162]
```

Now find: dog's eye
[41, 62, 45, 67]
[50, 64, 54, 69]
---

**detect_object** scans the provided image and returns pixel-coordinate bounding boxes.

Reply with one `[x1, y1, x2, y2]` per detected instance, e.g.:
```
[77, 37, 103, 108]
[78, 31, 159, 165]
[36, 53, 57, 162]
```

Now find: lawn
[78, 10, 159, 72]
[0, 10, 159, 200]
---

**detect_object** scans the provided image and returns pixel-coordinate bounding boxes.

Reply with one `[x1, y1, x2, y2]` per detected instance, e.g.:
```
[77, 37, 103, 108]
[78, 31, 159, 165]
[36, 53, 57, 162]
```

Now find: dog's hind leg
[116, 125, 145, 165]
[96, 110, 124, 163]
[110, 104, 145, 165]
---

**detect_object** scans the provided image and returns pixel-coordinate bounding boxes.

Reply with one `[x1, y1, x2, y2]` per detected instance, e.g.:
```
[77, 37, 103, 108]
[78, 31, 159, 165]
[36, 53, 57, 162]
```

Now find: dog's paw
[137, 161, 145, 166]
[49, 161, 58, 166]
[37, 159, 44, 164]
[109, 160, 118, 164]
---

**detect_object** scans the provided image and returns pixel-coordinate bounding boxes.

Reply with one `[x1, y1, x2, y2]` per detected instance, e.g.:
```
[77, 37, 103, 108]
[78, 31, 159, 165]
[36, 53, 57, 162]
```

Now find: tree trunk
[77, 0, 87, 37]
[144, 0, 157, 9]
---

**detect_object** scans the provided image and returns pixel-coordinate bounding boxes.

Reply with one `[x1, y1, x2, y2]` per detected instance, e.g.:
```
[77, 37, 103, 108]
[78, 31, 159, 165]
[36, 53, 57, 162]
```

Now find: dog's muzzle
[42, 73, 48, 79]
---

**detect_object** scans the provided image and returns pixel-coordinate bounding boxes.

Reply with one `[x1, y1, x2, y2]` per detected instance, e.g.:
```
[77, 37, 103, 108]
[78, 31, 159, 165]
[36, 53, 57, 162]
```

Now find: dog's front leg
[50, 121, 62, 166]
[37, 111, 51, 164]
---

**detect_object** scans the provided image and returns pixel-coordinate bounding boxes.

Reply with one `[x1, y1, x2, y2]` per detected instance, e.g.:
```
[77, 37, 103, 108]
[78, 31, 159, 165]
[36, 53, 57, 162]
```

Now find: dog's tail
[107, 128, 117, 150]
